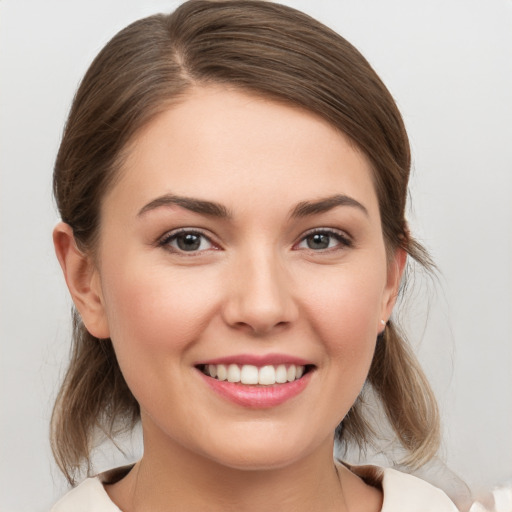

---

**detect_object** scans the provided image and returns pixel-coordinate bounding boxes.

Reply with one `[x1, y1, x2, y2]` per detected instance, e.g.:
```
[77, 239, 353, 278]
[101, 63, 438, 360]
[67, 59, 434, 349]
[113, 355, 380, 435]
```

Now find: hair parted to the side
[52, 0, 440, 485]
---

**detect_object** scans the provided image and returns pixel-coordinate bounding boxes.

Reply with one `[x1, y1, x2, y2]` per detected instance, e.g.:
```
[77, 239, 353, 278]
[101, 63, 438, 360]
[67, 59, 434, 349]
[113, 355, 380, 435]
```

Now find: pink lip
[195, 353, 312, 367]
[197, 369, 313, 409]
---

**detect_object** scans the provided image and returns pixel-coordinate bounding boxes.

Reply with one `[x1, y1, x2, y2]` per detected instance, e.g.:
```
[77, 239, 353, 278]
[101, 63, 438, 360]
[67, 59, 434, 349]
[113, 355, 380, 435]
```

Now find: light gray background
[1, 1, 511, 510]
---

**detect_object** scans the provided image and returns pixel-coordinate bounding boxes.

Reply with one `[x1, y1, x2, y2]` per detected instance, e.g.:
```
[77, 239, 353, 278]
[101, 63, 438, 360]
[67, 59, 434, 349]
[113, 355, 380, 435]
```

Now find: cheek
[100, 261, 221, 362]
[300, 262, 386, 376]
[98, 261, 224, 423]
[304, 265, 385, 337]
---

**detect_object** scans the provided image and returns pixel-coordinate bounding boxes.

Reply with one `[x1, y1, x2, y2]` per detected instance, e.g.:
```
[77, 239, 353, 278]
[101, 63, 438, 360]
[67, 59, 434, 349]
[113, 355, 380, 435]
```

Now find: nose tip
[222, 257, 298, 336]
[228, 301, 292, 335]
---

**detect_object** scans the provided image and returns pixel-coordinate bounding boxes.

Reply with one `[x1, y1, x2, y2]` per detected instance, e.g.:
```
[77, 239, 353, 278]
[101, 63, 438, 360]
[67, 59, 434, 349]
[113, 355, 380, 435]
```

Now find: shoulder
[50, 477, 121, 512]
[349, 463, 459, 512]
[381, 467, 459, 511]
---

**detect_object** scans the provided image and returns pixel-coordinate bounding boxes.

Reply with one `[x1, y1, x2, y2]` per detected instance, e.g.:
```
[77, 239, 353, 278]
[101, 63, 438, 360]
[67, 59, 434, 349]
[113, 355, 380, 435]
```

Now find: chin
[198, 425, 328, 472]
[208, 448, 302, 472]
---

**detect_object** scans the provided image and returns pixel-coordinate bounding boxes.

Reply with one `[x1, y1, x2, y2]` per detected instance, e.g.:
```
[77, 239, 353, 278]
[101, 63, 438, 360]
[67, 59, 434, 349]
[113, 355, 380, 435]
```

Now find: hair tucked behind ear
[52, 0, 440, 484]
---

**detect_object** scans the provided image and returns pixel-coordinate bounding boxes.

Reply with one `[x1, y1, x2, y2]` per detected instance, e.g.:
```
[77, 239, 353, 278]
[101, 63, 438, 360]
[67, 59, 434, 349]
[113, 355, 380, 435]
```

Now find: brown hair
[52, 0, 440, 485]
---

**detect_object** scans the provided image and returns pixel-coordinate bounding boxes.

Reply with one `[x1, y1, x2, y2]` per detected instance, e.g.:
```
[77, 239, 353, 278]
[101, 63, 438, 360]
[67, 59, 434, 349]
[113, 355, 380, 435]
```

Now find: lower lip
[198, 370, 312, 408]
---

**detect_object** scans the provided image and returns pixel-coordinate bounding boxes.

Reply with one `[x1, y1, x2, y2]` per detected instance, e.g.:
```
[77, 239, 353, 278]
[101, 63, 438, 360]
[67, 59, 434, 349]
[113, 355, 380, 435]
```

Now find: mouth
[196, 363, 314, 386]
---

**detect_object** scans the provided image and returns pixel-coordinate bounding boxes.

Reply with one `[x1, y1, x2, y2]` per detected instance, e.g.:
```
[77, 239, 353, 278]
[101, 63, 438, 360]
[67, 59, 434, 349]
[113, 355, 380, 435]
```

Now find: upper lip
[194, 353, 313, 367]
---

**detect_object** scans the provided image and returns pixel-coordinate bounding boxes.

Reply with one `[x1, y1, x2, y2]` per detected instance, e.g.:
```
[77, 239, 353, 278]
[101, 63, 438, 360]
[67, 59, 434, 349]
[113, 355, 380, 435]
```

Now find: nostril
[221, 270, 298, 333]
[229, 319, 291, 336]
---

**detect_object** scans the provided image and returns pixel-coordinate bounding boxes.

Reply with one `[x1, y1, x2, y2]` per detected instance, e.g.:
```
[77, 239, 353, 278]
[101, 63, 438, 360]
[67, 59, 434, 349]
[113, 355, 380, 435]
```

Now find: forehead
[106, 86, 379, 218]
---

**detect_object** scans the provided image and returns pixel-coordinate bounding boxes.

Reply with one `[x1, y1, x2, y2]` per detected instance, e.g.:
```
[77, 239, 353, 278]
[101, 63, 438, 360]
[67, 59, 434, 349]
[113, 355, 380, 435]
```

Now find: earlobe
[53, 222, 110, 339]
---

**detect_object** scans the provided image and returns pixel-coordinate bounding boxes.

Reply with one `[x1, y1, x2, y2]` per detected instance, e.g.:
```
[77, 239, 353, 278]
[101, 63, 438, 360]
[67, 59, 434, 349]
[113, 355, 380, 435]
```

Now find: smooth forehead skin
[101, 86, 382, 234]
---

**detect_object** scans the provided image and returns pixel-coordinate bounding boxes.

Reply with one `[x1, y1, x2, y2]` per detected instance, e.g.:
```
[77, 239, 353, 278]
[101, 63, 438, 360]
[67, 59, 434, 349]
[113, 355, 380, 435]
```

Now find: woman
[50, 1, 458, 510]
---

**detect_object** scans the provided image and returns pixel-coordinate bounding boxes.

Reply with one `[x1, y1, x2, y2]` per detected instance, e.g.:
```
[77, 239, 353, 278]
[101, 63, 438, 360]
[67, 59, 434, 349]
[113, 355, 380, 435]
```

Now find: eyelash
[157, 227, 353, 255]
[295, 228, 353, 252]
[158, 229, 217, 255]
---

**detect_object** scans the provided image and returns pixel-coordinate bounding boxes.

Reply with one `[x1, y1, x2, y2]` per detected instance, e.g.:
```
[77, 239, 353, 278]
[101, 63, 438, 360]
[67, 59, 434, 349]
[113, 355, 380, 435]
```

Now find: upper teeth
[204, 364, 305, 385]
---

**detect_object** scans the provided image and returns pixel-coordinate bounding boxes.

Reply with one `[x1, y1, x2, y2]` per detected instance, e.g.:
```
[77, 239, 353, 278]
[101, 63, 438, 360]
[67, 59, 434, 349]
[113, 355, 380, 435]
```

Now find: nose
[221, 248, 298, 336]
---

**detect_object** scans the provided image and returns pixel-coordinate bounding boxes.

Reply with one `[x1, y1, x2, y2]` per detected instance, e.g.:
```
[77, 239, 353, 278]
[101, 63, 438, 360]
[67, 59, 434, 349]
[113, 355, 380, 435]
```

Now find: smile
[196, 359, 315, 408]
[199, 363, 307, 385]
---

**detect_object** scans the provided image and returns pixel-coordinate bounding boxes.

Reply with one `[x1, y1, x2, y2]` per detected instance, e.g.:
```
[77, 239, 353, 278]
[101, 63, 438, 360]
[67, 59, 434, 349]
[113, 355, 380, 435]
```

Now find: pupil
[308, 233, 329, 249]
[178, 233, 201, 251]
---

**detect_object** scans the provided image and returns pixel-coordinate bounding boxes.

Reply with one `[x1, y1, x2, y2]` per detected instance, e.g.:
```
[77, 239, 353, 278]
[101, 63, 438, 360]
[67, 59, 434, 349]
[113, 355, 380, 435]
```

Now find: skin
[54, 86, 405, 511]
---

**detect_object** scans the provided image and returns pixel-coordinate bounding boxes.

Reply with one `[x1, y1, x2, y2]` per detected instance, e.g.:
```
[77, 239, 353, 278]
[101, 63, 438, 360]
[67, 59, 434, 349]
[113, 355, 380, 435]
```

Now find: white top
[51, 464, 458, 511]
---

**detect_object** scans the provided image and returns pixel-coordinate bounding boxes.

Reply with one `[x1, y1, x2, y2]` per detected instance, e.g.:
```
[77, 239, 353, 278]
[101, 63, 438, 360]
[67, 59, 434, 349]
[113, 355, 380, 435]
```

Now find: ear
[379, 247, 407, 332]
[53, 222, 110, 339]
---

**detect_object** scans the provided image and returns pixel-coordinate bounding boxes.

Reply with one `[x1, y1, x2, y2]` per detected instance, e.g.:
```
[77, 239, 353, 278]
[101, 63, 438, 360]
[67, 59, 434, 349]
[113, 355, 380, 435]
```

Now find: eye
[159, 229, 216, 253]
[295, 229, 352, 251]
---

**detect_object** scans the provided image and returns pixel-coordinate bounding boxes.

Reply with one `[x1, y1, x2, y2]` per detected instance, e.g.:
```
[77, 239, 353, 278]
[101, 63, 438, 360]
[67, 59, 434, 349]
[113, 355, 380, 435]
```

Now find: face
[84, 86, 402, 470]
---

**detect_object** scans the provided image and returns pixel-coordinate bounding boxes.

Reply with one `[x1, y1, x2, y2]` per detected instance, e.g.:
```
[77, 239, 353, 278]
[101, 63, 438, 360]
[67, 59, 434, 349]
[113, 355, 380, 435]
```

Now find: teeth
[275, 364, 287, 383]
[259, 365, 276, 385]
[240, 365, 259, 384]
[203, 363, 307, 385]
[208, 364, 217, 378]
[227, 364, 241, 382]
[216, 364, 227, 381]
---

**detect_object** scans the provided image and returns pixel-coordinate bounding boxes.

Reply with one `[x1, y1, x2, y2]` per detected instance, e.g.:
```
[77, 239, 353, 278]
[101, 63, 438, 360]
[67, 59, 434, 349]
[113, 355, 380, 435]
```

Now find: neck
[108, 423, 349, 512]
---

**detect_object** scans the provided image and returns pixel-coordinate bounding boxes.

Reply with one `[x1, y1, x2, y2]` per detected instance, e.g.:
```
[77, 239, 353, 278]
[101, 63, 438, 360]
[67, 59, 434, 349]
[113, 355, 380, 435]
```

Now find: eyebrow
[291, 194, 368, 218]
[138, 194, 230, 218]
[137, 193, 367, 220]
